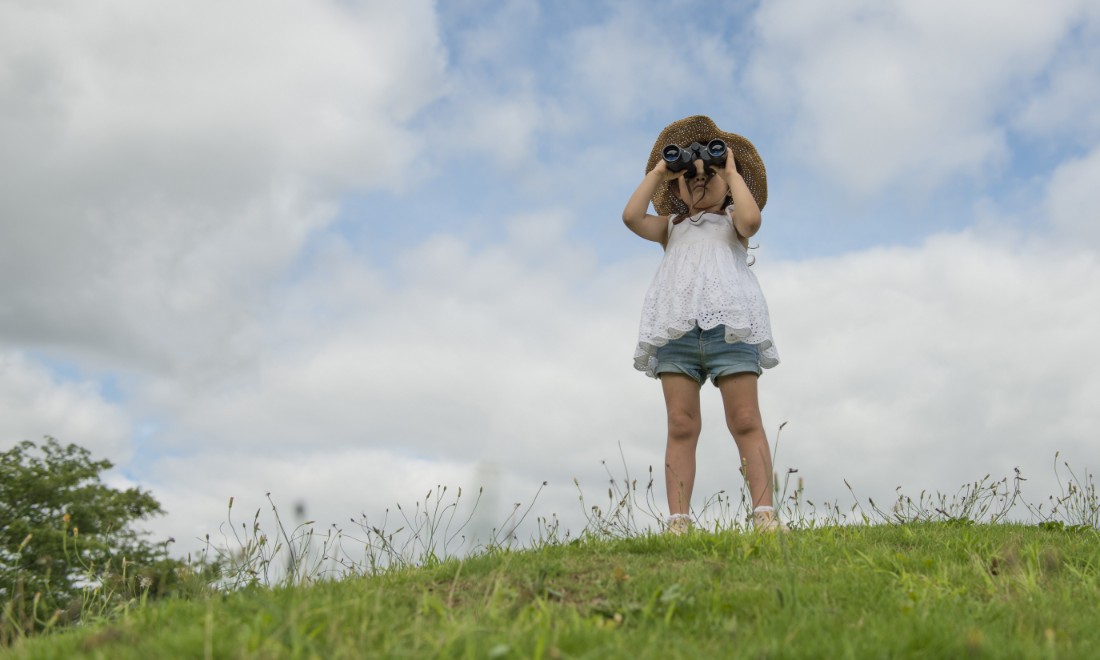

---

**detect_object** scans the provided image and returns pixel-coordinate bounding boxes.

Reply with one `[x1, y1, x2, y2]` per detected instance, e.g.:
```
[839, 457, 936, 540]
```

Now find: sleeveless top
[633, 206, 780, 377]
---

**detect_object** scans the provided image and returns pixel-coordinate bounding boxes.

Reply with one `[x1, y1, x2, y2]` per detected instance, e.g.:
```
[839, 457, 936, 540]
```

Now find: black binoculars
[661, 139, 728, 177]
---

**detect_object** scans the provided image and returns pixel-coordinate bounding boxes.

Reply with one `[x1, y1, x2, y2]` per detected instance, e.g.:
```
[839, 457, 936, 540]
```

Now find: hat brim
[645, 115, 768, 215]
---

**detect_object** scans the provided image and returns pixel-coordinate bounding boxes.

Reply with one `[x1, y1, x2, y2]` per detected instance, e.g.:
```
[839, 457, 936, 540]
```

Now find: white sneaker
[752, 508, 790, 533]
[666, 514, 693, 536]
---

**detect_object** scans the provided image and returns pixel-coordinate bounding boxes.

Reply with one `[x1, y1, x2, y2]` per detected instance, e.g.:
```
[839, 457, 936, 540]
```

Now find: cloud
[0, 352, 131, 460]
[443, 0, 542, 70]
[9, 192, 1094, 556]
[133, 210, 655, 473]
[565, 5, 736, 120]
[747, 0, 1093, 197]
[141, 447, 481, 559]
[758, 232, 1099, 500]
[0, 0, 446, 375]
[424, 78, 547, 166]
[1014, 4, 1100, 142]
[118, 208, 1099, 557]
[4, 1, 1098, 563]
[1045, 144, 1100, 246]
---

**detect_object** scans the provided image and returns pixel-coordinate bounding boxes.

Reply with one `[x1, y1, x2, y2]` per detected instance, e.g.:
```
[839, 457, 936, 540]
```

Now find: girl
[622, 115, 785, 534]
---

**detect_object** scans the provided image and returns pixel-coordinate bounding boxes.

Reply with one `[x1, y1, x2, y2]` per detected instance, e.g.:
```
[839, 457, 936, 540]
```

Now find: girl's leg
[660, 373, 702, 515]
[716, 373, 774, 509]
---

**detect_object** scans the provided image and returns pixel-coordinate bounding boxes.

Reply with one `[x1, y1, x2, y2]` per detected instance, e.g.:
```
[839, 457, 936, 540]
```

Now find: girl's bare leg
[660, 373, 702, 515]
[716, 373, 774, 508]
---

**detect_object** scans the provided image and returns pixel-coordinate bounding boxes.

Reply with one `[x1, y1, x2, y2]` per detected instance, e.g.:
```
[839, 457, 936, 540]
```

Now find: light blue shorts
[654, 325, 762, 386]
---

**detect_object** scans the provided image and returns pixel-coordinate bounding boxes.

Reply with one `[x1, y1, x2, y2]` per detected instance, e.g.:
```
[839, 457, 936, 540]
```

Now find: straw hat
[645, 115, 768, 216]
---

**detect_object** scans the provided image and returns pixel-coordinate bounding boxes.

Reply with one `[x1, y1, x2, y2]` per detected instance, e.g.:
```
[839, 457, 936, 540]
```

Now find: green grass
[6, 455, 1097, 657]
[8, 522, 1099, 659]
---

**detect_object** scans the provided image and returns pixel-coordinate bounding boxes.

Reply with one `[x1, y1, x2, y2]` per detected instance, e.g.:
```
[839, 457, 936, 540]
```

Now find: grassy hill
[8, 522, 1099, 658]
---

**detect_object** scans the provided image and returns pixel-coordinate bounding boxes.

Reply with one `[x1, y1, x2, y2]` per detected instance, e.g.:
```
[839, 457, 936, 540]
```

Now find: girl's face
[673, 161, 729, 212]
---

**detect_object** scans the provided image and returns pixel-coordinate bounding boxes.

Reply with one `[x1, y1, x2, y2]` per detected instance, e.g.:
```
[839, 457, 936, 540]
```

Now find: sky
[2, 0, 1099, 559]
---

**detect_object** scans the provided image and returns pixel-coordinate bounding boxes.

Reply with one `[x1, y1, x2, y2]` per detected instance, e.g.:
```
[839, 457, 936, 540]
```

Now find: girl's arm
[721, 156, 762, 239]
[623, 162, 680, 244]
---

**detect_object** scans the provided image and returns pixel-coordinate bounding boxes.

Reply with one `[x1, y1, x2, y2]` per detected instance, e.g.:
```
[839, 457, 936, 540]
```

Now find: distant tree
[1, 437, 186, 636]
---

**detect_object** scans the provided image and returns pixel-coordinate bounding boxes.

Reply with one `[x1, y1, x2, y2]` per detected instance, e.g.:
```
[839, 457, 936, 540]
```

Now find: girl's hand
[721, 150, 762, 237]
[653, 159, 686, 183]
[722, 151, 740, 180]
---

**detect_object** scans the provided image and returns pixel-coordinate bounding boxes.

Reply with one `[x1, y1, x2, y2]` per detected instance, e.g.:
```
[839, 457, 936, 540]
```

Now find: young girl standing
[622, 115, 785, 534]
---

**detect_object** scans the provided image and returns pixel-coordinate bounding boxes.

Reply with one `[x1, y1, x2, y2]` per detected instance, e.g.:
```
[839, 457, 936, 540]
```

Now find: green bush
[1, 437, 190, 640]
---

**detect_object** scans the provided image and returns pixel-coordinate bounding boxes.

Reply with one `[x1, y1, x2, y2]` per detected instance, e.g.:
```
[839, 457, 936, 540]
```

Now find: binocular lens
[661, 140, 728, 174]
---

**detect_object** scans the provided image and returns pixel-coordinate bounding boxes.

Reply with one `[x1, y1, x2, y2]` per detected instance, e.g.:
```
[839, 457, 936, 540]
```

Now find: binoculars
[661, 139, 728, 177]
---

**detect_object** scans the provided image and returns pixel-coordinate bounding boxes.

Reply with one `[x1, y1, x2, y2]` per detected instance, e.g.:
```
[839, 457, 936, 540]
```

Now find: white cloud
[0, 0, 446, 375]
[1014, 4, 1100, 140]
[567, 6, 736, 120]
[758, 232, 1099, 501]
[425, 77, 547, 165]
[747, 0, 1092, 196]
[9, 201, 1095, 554]
[116, 212, 1099, 556]
[445, 0, 541, 69]
[141, 447, 482, 560]
[4, 2, 1099, 564]
[1045, 144, 1100, 246]
[415, 1, 557, 166]
[133, 211, 651, 474]
[0, 352, 131, 460]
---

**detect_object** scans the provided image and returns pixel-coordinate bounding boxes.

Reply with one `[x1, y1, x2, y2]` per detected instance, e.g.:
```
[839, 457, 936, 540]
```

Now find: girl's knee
[667, 411, 701, 443]
[725, 409, 763, 439]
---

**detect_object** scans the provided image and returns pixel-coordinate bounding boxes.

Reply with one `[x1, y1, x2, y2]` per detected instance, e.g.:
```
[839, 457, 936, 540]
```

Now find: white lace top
[634, 206, 780, 377]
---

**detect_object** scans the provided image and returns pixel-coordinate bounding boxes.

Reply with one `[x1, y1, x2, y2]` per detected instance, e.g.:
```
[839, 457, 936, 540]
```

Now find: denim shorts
[654, 325, 762, 386]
